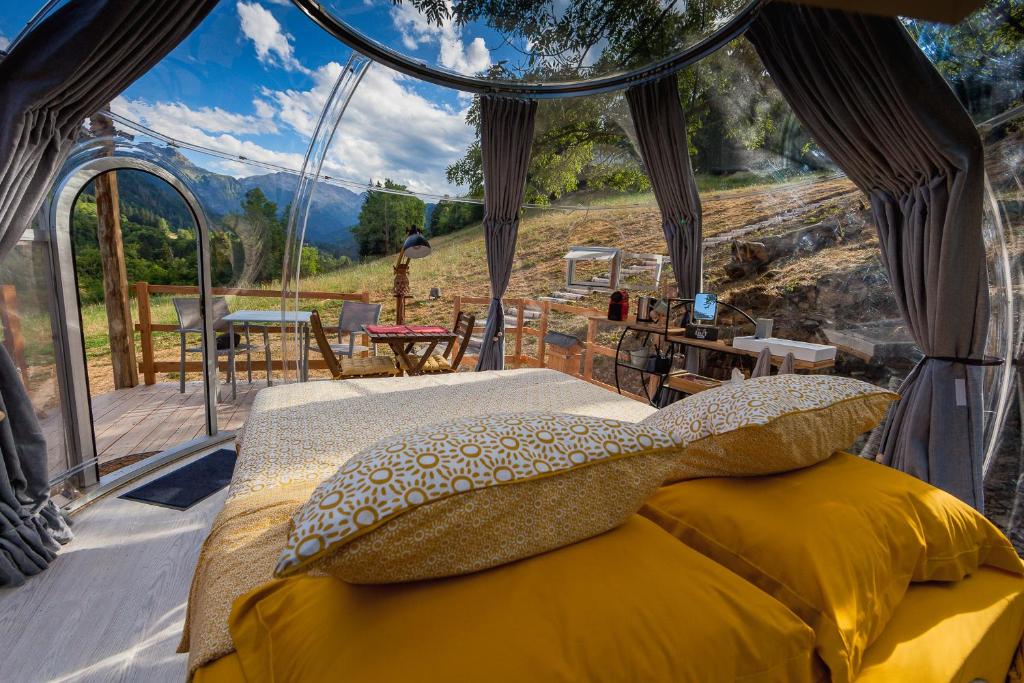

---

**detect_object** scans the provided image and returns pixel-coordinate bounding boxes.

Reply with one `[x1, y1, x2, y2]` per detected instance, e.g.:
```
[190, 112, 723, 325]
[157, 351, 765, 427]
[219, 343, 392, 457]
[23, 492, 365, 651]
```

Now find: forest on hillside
[72, 185, 351, 304]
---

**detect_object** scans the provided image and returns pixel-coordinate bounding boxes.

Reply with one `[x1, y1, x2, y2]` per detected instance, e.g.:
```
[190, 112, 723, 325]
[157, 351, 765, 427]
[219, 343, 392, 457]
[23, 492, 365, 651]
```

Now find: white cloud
[236, 1, 308, 73]
[253, 98, 276, 119]
[261, 62, 474, 193]
[113, 98, 277, 136]
[389, 1, 490, 75]
[0, 35, 10, 51]
[111, 95, 301, 176]
[112, 58, 474, 193]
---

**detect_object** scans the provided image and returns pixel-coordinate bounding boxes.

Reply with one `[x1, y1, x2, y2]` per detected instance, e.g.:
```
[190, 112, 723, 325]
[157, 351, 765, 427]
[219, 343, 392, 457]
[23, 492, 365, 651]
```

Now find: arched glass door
[45, 140, 224, 494]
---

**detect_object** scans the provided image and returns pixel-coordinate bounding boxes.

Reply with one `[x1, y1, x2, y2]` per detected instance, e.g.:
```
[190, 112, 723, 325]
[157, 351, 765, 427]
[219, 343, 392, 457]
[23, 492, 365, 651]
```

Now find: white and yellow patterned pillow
[642, 375, 897, 483]
[276, 412, 682, 583]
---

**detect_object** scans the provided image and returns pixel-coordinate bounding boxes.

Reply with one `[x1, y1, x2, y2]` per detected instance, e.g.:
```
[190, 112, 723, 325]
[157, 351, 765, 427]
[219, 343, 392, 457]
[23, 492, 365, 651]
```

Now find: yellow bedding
[639, 452, 1023, 682]
[227, 516, 820, 683]
[180, 369, 656, 676]
[857, 567, 1024, 682]
[192, 566, 1024, 683]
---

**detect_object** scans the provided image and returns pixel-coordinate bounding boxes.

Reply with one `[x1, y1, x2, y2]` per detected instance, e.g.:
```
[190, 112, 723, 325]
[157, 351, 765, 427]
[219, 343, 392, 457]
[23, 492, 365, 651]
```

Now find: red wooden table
[363, 325, 457, 376]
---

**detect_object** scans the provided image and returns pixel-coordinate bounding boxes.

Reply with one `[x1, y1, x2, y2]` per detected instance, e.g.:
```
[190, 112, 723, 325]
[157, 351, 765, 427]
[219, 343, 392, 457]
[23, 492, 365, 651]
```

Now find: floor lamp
[394, 227, 432, 324]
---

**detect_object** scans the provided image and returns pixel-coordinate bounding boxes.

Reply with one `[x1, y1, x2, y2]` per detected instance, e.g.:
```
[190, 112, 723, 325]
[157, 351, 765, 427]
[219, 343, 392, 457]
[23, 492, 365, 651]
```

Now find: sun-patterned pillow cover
[275, 412, 682, 582]
[642, 374, 897, 482]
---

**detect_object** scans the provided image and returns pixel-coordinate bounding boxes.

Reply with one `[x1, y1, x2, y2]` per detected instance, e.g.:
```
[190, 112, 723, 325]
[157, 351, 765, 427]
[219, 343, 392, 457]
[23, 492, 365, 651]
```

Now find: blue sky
[0, 1, 521, 193]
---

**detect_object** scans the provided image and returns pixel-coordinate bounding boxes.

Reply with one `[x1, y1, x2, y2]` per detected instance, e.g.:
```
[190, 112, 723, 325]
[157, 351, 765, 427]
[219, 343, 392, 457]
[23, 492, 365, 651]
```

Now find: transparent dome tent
[0, 0, 1020, 536]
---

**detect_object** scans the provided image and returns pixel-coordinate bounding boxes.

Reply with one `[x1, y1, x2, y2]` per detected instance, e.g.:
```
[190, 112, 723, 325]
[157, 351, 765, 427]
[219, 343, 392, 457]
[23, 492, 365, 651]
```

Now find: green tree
[222, 188, 286, 285]
[352, 181, 427, 258]
[429, 200, 484, 236]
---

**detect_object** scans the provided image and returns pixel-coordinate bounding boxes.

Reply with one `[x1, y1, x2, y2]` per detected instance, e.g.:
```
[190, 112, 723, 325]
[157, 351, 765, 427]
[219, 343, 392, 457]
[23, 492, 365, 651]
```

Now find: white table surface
[221, 310, 312, 324]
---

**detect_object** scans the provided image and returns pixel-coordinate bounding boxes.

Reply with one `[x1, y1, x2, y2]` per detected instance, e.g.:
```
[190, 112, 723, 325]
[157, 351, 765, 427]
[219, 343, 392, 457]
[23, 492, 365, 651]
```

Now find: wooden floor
[91, 380, 262, 465]
[0, 450, 226, 683]
[34, 380, 263, 477]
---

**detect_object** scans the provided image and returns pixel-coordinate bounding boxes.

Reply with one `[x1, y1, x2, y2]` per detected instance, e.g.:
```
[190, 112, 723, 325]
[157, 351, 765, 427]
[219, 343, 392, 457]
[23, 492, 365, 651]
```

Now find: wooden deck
[91, 380, 263, 466]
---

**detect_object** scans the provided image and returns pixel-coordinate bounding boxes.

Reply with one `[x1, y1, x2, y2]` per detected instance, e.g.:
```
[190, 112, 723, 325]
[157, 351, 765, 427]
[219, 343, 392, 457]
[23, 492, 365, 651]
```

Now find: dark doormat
[120, 448, 237, 510]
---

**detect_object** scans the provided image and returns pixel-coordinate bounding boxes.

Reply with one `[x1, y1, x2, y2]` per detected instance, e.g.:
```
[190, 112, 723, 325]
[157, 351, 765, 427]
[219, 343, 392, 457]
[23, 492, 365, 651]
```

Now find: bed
[182, 369, 1024, 682]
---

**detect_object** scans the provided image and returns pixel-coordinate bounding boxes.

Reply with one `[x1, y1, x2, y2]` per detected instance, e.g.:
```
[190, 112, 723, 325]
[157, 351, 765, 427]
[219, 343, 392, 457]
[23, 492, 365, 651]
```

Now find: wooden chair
[404, 311, 476, 374]
[310, 310, 401, 379]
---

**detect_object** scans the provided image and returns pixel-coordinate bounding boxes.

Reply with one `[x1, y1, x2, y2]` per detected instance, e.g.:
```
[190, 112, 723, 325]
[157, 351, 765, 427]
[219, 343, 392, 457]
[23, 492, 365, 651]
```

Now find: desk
[587, 315, 835, 371]
[665, 334, 835, 371]
[586, 314, 685, 336]
[363, 325, 457, 376]
[222, 310, 312, 399]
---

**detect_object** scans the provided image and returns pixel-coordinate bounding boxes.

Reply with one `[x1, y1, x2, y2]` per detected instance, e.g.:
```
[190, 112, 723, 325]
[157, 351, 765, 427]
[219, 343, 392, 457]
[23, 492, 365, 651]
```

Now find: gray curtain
[748, 5, 988, 508]
[0, 346, 72, 587]
[751, 347, 772, 378]
[0, 0, 217, 258]
[475, 96, 538, 371]
[626, 75, 703, 301]
[0, 0, 216, 586]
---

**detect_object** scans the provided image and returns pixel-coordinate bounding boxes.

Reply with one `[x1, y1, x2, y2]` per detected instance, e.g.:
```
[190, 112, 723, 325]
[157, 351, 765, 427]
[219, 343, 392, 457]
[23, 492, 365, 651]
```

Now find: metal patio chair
[172, 297, 269, 393]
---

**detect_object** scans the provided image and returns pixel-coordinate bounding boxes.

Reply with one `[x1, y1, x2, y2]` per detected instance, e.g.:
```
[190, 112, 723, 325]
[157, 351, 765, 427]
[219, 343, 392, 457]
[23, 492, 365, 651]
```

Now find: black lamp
[394, 226, 431, 323]
[402, 227, 431, 258]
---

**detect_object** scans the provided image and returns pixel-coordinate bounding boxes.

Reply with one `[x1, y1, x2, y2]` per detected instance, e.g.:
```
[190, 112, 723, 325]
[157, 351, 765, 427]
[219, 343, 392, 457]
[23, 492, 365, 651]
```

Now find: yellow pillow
[276, 413, 681, 583]
[237, 517, 821, 683]
[642, 374, 896, 481]
[639, 452, 1023, 683]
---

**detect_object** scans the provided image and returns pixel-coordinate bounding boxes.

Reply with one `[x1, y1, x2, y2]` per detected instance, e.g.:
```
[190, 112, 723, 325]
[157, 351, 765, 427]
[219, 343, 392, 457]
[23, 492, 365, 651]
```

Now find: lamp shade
[403, 231, 432, 259]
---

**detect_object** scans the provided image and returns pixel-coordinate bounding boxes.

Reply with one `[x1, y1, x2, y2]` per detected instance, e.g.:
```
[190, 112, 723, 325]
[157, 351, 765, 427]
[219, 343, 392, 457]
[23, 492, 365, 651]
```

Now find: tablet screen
[692, 292, 718, 322]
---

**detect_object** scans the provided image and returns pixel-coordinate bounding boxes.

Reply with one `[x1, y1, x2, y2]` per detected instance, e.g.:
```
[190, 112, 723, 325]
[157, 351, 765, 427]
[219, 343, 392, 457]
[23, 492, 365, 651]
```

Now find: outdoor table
[363, 324, 458, 376]
[221, 310, 312, 399]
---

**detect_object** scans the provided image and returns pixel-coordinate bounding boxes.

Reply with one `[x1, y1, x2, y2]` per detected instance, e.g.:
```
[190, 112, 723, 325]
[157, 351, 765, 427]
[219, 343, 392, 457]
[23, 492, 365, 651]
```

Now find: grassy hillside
[78, 172, 885, 394]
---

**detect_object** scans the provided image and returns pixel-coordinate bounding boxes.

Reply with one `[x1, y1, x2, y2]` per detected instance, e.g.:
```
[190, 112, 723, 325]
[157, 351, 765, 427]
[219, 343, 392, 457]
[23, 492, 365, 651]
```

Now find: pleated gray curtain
[0, 0, 217, 259]
[625, 76, 703, 300]
[751, 347, 772, 378]
[748, 5, 988, 508]
[0, 346, 72, 587]
[0, 0, 216, 586]
[475, 96, 538, 371]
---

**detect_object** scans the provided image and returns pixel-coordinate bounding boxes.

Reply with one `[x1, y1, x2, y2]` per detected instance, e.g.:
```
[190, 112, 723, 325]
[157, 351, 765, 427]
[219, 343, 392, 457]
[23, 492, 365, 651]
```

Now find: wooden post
[514, 298, 524, 363]
[452, 295, 462, 330]
[136, 282, 155, 385]
[584, 318, 597, 381]
[537, 301, 549, 366]
[0, 285, 29, 382]
[92, 112, 138, 388]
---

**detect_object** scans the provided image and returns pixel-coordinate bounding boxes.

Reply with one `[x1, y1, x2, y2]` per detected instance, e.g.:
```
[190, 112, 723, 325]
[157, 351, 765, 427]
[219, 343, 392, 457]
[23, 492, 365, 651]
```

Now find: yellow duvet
[225, 516, 821, 683]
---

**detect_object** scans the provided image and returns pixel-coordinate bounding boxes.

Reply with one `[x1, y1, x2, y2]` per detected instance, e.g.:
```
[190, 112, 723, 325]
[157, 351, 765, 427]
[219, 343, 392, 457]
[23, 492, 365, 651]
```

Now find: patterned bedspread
[181, 369, 653, 676]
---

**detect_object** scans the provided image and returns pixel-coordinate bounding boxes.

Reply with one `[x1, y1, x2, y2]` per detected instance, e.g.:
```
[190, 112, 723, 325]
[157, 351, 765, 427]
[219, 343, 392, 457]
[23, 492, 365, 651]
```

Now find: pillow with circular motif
[642, 374, 897, 483]
[275, 412, 682, 583]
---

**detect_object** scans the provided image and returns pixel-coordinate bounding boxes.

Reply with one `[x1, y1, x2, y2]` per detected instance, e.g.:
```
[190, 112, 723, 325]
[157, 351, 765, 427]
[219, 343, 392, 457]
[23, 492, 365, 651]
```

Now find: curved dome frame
[291, 0, 765, 98]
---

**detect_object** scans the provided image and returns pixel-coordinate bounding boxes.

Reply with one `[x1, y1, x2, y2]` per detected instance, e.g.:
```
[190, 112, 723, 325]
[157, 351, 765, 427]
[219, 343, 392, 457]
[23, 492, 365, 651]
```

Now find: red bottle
[607, 290, 629, 321]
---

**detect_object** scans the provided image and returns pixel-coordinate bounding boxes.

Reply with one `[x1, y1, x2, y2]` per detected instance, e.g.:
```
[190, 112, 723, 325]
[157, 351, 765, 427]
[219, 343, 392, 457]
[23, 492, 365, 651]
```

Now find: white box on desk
[732, 336, 837, 363]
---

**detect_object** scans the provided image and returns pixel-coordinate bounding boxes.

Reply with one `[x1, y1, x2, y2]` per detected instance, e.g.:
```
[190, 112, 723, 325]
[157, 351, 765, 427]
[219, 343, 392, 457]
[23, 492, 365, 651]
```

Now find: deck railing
[452, 295, 644, 402]
[0, 280, 643, 402]
[133, 282, 370, 384]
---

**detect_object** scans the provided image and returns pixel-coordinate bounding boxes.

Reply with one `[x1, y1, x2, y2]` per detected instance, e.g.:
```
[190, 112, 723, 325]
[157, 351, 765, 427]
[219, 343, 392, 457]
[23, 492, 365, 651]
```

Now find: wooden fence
[133, 282, 369, 384]
[0, 285, 29, 381]
[452, 295, 644, 402]
[0, 280, 643, 402]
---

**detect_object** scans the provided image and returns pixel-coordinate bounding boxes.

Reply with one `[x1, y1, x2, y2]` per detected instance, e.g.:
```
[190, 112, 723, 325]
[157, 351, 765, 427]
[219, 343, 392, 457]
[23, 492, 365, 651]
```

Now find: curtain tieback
[489, 298, 504, 341]
[923, 355, 1003, 367]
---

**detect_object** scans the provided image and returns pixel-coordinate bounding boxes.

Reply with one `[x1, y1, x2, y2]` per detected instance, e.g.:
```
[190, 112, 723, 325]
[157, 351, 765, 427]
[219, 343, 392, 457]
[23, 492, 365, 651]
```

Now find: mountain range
[113, 145, 365, 256]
